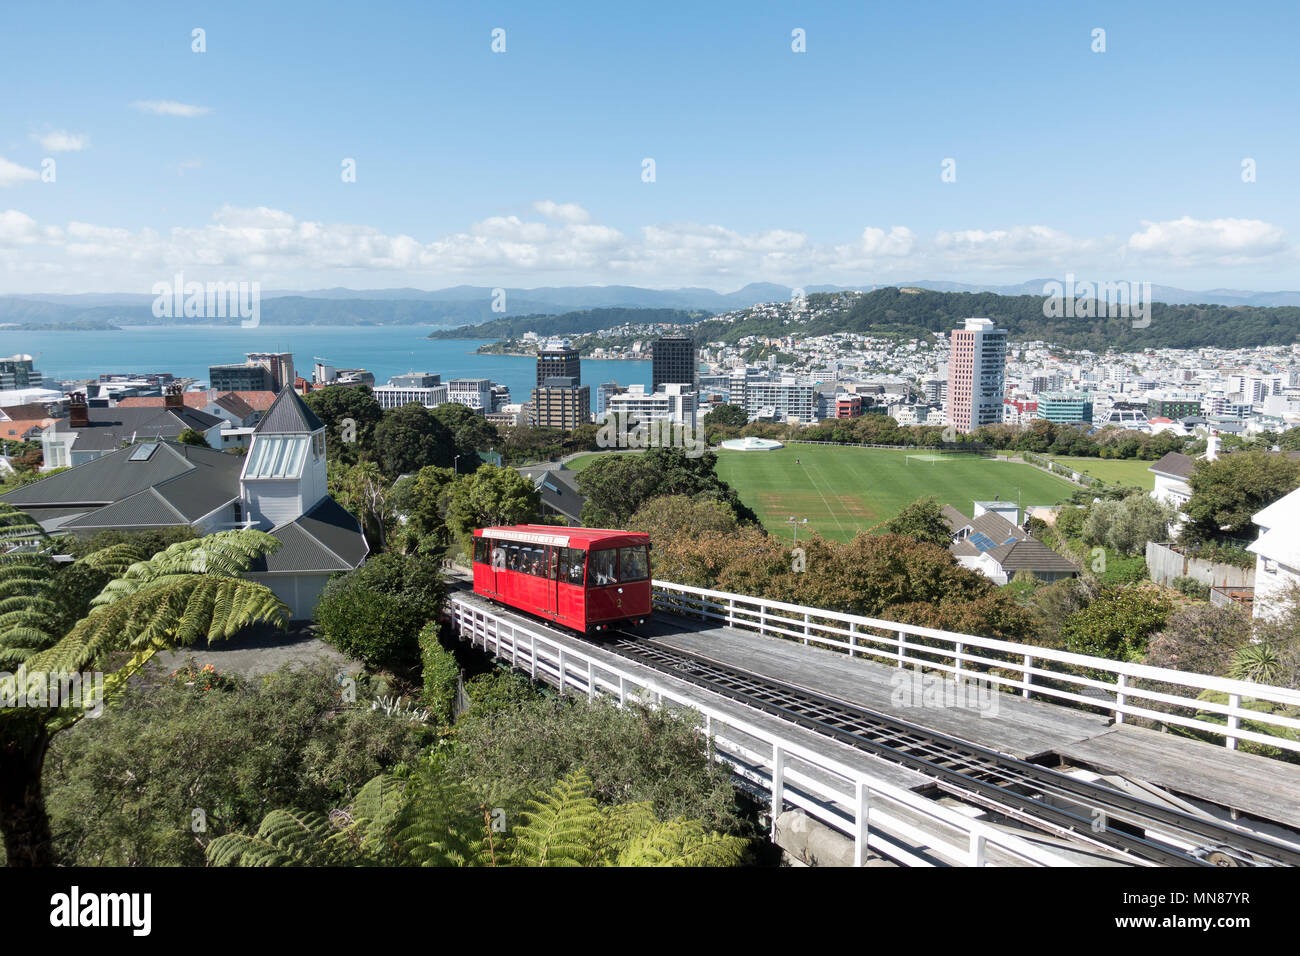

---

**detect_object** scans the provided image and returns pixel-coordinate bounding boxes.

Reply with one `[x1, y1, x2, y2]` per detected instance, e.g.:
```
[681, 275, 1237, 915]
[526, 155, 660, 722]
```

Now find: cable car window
[619, 546, 648, 582]
[559, 547, 585, 585]
[526, 546, 545, 577]
[506, 544, 521, 572]
[547, 547, 559, 580]
[591, 549, 618, 586]
[491, 542, 506, 570]
[473, 538, 487, 564]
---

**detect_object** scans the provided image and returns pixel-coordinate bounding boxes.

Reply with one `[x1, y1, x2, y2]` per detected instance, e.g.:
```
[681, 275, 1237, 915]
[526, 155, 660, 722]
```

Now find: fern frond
[509, 770, 601, 867]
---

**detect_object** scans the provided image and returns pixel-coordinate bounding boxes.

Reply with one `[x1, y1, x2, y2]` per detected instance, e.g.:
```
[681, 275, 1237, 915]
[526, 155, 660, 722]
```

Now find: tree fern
[613, 818, 748, 867]
[392, 769, 485, 867]
[207, 808, 345, 867]
[509, 771, 603, 867]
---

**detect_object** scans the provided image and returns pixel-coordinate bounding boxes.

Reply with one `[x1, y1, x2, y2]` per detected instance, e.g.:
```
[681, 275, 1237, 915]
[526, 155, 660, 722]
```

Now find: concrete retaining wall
[1145, 541, 1255, 589]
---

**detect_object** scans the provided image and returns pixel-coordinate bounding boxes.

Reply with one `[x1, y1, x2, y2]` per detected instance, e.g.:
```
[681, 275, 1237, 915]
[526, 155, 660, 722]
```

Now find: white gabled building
[1248, 487, 1300, 620]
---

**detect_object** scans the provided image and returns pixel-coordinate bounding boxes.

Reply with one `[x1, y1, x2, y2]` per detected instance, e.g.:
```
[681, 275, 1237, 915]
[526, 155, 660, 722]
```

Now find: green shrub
[419, 621, 460, 724]
[1172, 576, 1211, 599]
[315, 552, 446, 670]
[43, 663, 430, 866]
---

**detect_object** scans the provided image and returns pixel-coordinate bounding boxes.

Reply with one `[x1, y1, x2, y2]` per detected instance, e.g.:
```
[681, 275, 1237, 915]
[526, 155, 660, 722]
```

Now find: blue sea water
[0, 326, 652, 403]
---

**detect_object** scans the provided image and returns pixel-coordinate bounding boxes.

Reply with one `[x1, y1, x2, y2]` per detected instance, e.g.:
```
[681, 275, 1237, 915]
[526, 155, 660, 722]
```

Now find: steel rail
[606, 634, 1300, 868]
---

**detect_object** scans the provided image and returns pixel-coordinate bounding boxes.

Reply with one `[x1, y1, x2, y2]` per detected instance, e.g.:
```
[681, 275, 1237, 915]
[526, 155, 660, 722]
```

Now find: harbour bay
[0, 325, 653, 402]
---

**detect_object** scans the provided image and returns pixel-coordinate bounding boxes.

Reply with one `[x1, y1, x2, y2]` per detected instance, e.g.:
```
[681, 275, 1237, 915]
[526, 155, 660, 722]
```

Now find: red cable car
[471, 525, 652, 634]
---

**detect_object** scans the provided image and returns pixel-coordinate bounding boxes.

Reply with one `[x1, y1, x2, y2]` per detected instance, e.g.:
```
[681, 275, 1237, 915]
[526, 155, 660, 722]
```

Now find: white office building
[603, 383, 698, 429]
[447, 378, 493, 414]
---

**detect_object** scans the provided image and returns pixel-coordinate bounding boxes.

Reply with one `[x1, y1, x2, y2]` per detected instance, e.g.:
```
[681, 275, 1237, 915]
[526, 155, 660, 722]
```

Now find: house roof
[1, 440, 243, 531]
[940, 504, 970, 532]
[251, 496, 368, 573]
[48, 405, 224, 452]
[213, 392, 257, 420]
[1149, 451, 1195, 479]
[0, 403, 56, 421]
[231, 390, 278, 411]
[255, 388, 324, 434]
[117, 391, 218, 409]
[984, 538, 1079, 573]
[0, 418, 55, 441]
[533, 467, 585, 523]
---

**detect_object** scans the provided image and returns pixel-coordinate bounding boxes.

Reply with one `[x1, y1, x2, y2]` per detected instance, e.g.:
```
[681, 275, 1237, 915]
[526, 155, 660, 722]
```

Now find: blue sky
[2, 0, 1298, 292]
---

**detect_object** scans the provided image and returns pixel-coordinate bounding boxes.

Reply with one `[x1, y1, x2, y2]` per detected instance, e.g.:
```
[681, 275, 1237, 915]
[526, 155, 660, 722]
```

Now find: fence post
[969, 830, 987, 867]
[557, 647, 565, 696]
[1023, 654, 1033, 699]
[897, 631, 906, 667]
[587, 659, 595, 700]
[1227, 693, 1240, 750]
[771, 745, 785, 838]
[759, 604, 767, 637]
[849, 621, 858, 659]
[1115, 674, 1127, 724]
[854, 781, 870, 867]
[728, 597, 735, 628]
[803, 612, 810, 645]
[618, 674, 626, 706]
[954, 642, 964, 682]
[530, 634, 537, 680]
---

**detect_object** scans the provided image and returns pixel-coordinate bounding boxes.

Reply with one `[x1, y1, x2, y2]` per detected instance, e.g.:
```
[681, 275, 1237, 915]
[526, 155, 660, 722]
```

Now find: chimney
[164, 383, 184, 410]
[69, 391, 89, 428]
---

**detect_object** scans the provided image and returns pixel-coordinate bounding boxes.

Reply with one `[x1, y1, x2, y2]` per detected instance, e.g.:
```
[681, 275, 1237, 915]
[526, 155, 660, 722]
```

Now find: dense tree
[577, 447, 757, 528]
[1080, 493, 1175, 556]
[175, 427, 210, 447]
[331, 460, 394, 550]
[372, 403, 457, 478]
[303, 385, 384, 465]
[43, 663, 430, 866]
[389, 465, 457, 548]
[431, 401, 498, 465]
[315, 552, 446, 670]
[1180, 451, 1300, 545]
[1060, 586, 1172, 661]
[0, 522, 287, 866]
[627, 495, 739, 554]
[883, 496, 952, 548]
[703, 404, 748, 428]
[444, 466, 542, 551]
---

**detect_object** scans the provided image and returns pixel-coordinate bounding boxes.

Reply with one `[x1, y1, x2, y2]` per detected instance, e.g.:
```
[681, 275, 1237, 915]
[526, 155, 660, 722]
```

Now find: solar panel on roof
[969, 532, 996, 551]
[128, 442, 159, 461]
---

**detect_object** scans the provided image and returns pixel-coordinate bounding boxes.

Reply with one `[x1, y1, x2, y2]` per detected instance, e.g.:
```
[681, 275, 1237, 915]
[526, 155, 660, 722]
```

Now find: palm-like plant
[207, 768, 749, 868]
[0, 517, 289, 866]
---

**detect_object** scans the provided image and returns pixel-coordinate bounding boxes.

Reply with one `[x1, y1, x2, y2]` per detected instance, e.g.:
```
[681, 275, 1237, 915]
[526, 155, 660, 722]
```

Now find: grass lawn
[1046, 456, 1155, 490]
[566, 446, 1076, 542]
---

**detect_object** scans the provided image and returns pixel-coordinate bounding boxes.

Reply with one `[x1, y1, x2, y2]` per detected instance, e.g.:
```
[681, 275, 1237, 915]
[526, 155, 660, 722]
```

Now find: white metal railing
[652, 580, 1300, 756]
[448, 594, 1076, 867]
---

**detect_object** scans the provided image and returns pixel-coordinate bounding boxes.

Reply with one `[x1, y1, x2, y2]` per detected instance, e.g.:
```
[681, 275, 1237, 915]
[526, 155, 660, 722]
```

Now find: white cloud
[532, 200, 591, 224]
[0, 159, 39, 188]
[130, 100, 210, 117]
[0, 204, 1294, 293]
[1125, 216, 1288, 264]
[32, 130, 88, 153]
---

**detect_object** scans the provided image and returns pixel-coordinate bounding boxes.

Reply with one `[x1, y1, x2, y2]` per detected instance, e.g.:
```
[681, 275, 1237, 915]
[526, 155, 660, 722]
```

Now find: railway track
[602, 632, 1300, 868]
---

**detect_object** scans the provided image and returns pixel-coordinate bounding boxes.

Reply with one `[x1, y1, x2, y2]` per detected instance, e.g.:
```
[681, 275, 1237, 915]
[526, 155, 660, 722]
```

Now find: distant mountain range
[4, 280, 1300, 328]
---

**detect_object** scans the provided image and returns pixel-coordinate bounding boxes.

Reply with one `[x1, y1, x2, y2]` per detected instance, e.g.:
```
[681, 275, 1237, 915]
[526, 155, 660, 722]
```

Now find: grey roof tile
[255, 389, 324, 434]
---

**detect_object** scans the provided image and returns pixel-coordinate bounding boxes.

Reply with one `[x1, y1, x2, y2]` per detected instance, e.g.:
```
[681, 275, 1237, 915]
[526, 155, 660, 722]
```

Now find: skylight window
[128, 442, 159, 461]
[244, 435, 308, 479]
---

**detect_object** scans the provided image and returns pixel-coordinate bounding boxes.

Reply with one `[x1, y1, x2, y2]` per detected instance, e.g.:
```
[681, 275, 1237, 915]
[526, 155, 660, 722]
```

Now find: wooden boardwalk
[642, 610, 1300, 831]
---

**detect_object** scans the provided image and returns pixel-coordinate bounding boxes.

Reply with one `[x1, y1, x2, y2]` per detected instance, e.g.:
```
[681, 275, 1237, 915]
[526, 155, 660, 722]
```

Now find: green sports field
[1045, 456, 1156, 490]
[566, 445, 1078, 542]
